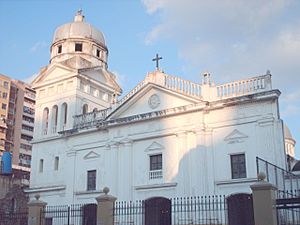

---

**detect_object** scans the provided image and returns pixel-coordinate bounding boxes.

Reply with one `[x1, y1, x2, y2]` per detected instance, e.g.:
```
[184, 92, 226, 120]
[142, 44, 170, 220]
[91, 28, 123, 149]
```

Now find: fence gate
[145, 197, 171, 225]
[227, 193, 254, 225]
[83, 204, 97, 225]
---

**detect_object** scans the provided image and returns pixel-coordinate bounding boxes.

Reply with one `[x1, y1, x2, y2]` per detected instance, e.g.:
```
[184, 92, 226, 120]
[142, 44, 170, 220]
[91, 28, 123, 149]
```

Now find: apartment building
[0, 74, 35, 169]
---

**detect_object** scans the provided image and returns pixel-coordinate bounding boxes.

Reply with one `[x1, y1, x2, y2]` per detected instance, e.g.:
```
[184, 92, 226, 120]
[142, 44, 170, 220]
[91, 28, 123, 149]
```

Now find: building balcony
[22, 119, 34, 127]
[23, 111, 35, 118]
[149, 169, 163, 180]
[21, 128, 34, 136]
[24, 91, 36, 101]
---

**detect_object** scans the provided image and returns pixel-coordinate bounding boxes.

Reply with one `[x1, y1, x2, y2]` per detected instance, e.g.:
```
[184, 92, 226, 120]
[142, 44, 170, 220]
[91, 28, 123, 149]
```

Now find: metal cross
[152, 54, 162, 70]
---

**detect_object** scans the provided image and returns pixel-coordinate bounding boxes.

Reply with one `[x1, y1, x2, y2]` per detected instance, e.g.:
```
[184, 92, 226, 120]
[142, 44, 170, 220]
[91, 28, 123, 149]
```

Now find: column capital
[28, 194, 47, 207]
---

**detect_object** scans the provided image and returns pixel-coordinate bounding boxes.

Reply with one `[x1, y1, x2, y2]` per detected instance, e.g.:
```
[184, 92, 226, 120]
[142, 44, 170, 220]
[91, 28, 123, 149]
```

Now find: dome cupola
[50, 10, 108, 69]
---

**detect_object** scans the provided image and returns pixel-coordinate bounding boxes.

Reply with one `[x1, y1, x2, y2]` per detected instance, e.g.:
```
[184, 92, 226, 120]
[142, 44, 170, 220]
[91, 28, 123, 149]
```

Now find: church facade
[27, 11, 286, 205]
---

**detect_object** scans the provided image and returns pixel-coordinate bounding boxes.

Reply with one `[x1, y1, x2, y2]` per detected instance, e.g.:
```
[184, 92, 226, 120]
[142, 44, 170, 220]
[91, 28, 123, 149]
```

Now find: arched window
[42, 107, 49, 135]
[83, 104, 88, 114]
[52, 105, 58, 133]
[61, 103, 68, 129]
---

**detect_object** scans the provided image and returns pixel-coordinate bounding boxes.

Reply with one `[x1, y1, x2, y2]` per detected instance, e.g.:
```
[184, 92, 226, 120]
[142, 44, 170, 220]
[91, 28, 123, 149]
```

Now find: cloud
[141, 0, 300, 92]
[30, 41, 47, 53]
[142, 0, 300, 145]
[23, 73, 39, 84]
[112, 71, 127, 90]
[281, 89, 300, 117]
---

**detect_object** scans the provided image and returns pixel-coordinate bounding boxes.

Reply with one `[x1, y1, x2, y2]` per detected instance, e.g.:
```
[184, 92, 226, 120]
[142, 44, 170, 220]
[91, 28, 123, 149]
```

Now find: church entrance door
[145, 197, 171, 225]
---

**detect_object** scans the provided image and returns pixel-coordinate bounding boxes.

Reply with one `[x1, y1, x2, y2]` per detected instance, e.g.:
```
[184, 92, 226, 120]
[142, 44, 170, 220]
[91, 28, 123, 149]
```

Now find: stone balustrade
[114, 80, 146, 108]
[73, 108, 110, 129]
[164, 74, 202, 98]
[216, 74, 272, 99]
[68, 73, 273, 131]
[114, 72, 202, 109]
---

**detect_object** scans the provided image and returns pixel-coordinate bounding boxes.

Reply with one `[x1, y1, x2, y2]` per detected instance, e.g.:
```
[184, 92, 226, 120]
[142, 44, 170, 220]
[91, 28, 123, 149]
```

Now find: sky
[0, 0, 299, 157]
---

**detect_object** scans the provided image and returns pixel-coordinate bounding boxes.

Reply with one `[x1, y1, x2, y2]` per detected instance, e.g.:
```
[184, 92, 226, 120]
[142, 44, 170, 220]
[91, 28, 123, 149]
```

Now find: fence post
[96, 187, 117, 225]
[27, 194, 47, 225]
[250, 172, 278, 225]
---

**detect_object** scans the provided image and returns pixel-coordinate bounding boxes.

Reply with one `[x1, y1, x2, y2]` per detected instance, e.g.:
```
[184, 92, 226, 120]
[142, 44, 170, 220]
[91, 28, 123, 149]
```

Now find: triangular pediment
[109, 83, 200, 119]
[32, 63, 75, 86]
[83, 151, 100, 160]
[79, 68, 121, 94]
[145, 141, 164, 152]
[224, 129, 248, 144]
[61, 56, 92, 69]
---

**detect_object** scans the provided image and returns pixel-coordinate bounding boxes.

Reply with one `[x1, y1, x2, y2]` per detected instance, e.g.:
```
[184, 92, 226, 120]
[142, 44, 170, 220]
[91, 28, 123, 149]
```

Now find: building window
[82, 104, 88, 114]
[231, 154, 246, 179]
[52, 105, 58, 133]
[23, 115, 34, 123]
[54, 156, 59, 170]
[3, 81, 8, 88]
[2, 103, 7, 110]
[96, 49, 100, 58]
[39, 159, 44, 173]
[149, 154, 163, 179]
[21, 134, 33, 141]
[75, 43, 82, 52]
[57, 45, 62, 54]
[87, 170, 96, 191]
[2, 92, 7, 99]
[61, 103, 68, 127]
[22, 125, 34, 132]
[42, 107, 49, 135]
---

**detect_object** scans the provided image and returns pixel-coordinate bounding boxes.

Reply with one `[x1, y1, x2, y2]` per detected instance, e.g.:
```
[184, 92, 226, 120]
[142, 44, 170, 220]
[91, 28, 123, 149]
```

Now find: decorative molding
[135, 182, 177, 190]
[66, 150, 77, 157]
[83, 151, 100, 160]
[119, 137, 133, 146]
[75, 190, 103, 195]
[257, 117, 274, 127]
[224, 129, 248, 144]
[24, 185, 66, 193]
[145, 141, 164, 152]
[148, 94, 160, 109]
[215, 178, 257, 186]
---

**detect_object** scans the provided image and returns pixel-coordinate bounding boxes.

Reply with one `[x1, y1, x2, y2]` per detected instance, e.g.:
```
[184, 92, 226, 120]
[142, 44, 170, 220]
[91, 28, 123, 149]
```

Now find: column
[27, 194, 47, 225]
[250, 172, 278, 225]
[96, 187, 117, 225]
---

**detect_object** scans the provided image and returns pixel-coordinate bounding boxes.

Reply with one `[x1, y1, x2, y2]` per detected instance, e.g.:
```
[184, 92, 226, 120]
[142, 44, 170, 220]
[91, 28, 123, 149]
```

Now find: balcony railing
[149, 169, 163, 179]
[216, 74, 272, 99]
[73, 108, 110, 129]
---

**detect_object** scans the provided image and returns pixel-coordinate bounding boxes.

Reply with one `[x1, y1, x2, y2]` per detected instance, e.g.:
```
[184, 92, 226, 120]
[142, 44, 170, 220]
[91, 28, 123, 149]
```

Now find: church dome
[284, 124, 294, 140]
[50, 10, 108, 68]
[52, 10, 106, 47]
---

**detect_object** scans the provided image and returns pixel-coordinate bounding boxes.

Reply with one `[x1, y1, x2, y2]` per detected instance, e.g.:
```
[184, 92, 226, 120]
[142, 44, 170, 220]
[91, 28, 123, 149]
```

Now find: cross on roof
[152, 53, 162, 71]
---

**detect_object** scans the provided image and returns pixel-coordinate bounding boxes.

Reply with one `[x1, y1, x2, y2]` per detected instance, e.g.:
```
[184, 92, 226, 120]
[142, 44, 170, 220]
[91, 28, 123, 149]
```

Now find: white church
[27, 11, 287, 205]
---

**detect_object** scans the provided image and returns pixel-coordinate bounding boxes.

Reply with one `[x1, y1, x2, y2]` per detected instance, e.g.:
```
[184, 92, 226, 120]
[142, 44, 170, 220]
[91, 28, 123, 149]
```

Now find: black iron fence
[0, 211, 28, 225]
[114, 196, 228, 225]
[256, 157, 300, 193]
[276, 190, 300, 225]
[41, 203, 97, 225]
